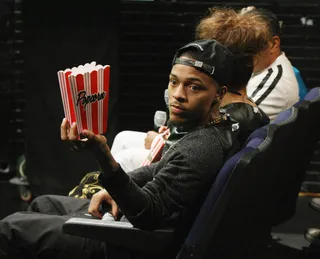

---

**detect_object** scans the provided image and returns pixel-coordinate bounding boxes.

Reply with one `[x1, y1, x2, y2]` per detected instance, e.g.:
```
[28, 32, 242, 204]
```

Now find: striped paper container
[57, 61, 110, 135]
[140, 129, 170, 166]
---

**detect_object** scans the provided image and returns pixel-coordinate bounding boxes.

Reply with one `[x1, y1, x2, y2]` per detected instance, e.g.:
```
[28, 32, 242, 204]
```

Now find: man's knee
[0, 212, 77, 259]
[0, 214, 11, 240]
[28, 195, 58, 213]
[112, 131, 133, 147]
[0, 212, 30, 256]
[111, 131, 147, 155]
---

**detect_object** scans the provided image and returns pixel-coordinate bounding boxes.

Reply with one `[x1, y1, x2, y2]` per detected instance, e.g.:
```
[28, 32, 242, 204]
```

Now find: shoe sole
[305, 231, 320, 246]
[310, 199, 320, 213]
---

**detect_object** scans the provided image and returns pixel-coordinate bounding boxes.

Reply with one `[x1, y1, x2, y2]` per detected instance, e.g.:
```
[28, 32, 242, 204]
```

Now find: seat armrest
[63, 217, 174, 253]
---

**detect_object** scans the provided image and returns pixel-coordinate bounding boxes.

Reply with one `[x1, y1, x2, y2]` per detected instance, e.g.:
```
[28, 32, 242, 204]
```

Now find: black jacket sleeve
[99, 128, 224, 230]
[126, 162, 157, 187]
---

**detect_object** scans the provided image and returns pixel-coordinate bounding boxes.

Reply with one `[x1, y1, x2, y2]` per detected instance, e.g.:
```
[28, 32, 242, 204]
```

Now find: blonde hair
[195, 7, 273, 89]
[196, 7, 272, 55]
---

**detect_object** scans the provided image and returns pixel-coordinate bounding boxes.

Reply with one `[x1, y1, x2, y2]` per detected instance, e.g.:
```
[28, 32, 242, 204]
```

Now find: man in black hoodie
[0, 39, 239, 259]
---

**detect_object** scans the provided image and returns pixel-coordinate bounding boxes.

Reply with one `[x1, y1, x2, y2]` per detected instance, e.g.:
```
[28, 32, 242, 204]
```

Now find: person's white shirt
[247, 52, 299, 120]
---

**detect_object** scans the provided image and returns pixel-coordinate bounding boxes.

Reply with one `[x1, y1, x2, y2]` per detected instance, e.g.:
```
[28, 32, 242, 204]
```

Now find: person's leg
[28, 195, 90, 215]
[113, 148, 150, 173]
[111, 131, 147, 155]
[0, 212, 105, 259]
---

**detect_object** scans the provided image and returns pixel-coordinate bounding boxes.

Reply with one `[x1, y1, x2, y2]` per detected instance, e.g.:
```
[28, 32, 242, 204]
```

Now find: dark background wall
[23, 0, 120, 196]
[0, 0, 24, 178]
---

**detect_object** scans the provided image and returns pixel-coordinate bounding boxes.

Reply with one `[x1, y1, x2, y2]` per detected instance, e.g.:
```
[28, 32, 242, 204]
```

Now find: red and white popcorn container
[57, 61, 110, 135]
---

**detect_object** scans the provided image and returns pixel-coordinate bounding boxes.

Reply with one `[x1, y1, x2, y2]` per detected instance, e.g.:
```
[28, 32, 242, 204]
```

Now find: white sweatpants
[110, 131, 149, 173]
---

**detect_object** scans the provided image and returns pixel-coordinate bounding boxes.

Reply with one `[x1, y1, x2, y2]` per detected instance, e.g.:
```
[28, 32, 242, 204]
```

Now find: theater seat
[270, 87, 320, 225]
[63, 119, 290, 258]
[292, 66, 308, 101]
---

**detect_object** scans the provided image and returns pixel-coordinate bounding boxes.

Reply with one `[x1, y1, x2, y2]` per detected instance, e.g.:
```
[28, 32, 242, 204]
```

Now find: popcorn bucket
[57, 62, 110, 135]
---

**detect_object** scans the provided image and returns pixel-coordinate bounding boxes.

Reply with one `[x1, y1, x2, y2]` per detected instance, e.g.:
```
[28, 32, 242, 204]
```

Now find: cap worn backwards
[172, 39, 234, 87]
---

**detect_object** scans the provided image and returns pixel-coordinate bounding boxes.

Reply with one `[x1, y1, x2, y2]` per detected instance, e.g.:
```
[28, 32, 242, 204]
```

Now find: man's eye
[169, 79, 178, 85]
[189, 85, 201, 91]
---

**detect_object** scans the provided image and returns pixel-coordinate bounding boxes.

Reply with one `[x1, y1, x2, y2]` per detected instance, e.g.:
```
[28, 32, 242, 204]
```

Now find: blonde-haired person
[195, 7, 270, 144]
[196, 6, 299, 120]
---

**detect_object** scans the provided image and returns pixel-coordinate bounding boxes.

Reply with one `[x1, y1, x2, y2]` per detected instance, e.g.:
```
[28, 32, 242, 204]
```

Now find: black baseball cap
[172, 39, 234, 87]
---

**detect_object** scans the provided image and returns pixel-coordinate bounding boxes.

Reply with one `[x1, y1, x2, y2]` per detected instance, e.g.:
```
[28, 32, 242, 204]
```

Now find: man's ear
[211, 86, 227, 107]
[271, 36, 280, 51]
[219, 86, 227, 99]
